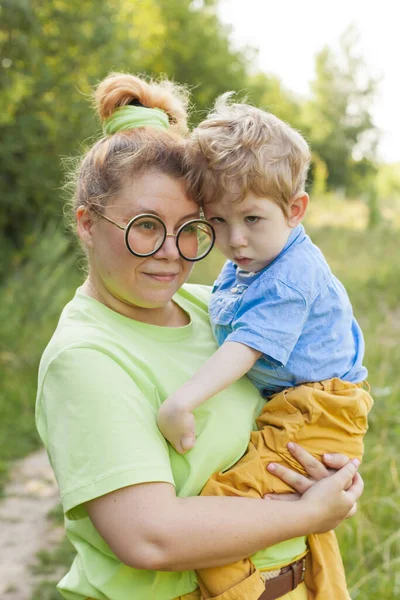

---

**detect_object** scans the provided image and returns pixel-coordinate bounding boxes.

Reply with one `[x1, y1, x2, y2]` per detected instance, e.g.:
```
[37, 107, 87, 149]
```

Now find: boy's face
[204, 191, 308, 272]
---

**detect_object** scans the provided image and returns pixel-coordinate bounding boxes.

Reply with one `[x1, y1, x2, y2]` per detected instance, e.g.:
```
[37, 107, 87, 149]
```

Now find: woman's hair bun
[94, 72, 189, 134]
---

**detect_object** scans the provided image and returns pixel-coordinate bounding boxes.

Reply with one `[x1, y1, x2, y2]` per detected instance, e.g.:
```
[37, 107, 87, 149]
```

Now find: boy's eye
[245, 216, 260, 224]
[210, 217, 226, 225]
[180, 224, 198, 235]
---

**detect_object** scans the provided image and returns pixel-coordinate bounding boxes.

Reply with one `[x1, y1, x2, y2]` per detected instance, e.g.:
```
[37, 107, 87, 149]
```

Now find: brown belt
[89, 558, 305, 600]
[259, 558, 306, 600]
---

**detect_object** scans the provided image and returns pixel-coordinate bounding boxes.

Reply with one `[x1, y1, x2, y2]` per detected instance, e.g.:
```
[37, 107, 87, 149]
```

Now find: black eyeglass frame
[91, 207, 216, 262]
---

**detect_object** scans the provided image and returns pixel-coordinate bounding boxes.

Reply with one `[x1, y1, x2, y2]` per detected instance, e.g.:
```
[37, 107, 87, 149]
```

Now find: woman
[36, 73, 362, 600]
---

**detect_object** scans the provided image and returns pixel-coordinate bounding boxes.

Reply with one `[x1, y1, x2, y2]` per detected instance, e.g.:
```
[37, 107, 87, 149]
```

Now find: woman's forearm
[87, 483, 310, 571]
[147, 495, 311, 571]
[86, 463, 361, 572]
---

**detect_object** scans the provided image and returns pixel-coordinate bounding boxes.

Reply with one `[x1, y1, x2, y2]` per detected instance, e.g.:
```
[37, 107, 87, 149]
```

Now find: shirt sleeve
[226, 277, 310, 367]
[38, 347, 175, 520]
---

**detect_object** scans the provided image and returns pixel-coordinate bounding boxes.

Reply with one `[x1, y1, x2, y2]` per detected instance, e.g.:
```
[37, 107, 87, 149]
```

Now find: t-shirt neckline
[75, 287, 194, 341]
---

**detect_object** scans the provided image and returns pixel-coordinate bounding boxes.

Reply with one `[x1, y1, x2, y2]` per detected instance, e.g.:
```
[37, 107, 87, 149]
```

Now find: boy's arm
[174, 341, 261, 411]
[157, 342, 261, 453]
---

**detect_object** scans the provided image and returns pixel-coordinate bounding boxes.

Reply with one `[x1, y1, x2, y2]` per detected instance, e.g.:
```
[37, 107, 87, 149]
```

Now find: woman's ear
[76, 205, 95, 248]
[287, 193, 309, 227]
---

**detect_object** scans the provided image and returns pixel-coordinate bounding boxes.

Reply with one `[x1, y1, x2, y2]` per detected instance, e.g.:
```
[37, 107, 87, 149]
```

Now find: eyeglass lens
[127, 216, 165, 255]
[126, 216, 214, 260]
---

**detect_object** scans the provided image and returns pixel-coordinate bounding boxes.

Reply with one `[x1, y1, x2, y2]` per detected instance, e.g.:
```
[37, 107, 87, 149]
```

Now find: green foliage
[0, 1, 382, 276]
[247, 72, 303, 129]
[0, 0, 256, 275]
[0, 0, 117, 275]
[367, 184, 381, 229]
[144, 0, 252, 120]
[377, 162, 400, 201]
[301, 26, 378, 193]
[0, 224, 79, 490]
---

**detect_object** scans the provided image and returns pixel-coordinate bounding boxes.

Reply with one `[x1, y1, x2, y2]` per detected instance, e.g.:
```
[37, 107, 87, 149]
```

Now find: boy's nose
[228, 227, 247, 248]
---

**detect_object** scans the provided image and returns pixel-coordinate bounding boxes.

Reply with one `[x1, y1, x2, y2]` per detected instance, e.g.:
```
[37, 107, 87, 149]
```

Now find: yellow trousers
[196, 378, 373, 600]
[89, 586, 307, 600]
[175, 581, 308, 599]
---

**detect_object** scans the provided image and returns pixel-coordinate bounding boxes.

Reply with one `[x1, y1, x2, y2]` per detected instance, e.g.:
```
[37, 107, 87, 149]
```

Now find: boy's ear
[287, 193, 309, 227]
[76, 205, 95, 248]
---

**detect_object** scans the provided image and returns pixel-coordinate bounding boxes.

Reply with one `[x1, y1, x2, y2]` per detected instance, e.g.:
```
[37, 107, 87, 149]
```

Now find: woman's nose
[154, 233, 180, 260]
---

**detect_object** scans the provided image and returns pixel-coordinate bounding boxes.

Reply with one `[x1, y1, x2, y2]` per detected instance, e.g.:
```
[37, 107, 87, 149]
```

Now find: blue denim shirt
[209, 225, 367, 396]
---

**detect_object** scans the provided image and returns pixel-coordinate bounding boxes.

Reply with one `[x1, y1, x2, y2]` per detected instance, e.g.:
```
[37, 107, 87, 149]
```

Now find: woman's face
[79, 172, 200, 319]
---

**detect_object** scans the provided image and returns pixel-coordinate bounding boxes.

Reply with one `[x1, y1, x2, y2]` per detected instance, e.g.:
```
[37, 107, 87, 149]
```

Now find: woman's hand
[299, 459, 363, 532]
[265, 443, 361, 519]
[267, 442, 353, 491]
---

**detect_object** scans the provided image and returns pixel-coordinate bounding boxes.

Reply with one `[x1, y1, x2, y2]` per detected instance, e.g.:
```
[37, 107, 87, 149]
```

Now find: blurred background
[1, 1, 399, 598]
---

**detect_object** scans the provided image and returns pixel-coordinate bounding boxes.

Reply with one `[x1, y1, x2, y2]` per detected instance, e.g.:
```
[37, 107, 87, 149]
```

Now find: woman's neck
[81, 278, 189, 327]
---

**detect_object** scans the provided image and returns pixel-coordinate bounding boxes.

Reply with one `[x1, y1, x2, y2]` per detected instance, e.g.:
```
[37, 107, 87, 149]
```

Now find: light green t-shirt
[36, 283, 306, 600]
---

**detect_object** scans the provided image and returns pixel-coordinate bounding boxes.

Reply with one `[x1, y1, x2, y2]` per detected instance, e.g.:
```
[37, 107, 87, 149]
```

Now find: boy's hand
[157, 399, 196, 454]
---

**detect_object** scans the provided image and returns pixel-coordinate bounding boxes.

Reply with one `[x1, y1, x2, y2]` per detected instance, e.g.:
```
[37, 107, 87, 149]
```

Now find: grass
[0, 224, 80, 493]
[0, 202, 399, 599]
[305, 225, 400, 598]
[30, 537, 76, 600]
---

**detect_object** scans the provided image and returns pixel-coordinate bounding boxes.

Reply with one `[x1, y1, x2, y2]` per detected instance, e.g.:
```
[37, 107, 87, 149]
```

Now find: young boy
[157, 96, 373, 600]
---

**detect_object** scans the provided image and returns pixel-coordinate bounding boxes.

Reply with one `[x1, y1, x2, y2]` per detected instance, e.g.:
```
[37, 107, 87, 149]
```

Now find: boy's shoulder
[257, 228, 333, 303]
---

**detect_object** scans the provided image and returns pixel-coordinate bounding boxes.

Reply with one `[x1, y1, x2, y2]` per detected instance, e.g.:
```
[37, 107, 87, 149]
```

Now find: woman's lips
[144, 272, 179, 282]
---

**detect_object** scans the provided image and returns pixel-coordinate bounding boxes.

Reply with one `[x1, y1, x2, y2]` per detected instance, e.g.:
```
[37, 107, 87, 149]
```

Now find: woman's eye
[245, 216, 260, 224]
[137, 221, 155, 231]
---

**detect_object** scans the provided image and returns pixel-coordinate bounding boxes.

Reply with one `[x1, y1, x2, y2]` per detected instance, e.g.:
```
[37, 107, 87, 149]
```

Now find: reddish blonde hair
[68, 72, 193, 221]
[187, 94, 311, 217]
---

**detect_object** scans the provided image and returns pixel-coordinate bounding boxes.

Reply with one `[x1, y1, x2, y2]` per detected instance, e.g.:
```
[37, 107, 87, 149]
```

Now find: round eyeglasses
[92, 208, 216, 262]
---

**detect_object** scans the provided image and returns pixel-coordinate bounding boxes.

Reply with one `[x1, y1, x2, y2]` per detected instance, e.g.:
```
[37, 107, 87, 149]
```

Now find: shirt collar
[282, 223, 305, 255]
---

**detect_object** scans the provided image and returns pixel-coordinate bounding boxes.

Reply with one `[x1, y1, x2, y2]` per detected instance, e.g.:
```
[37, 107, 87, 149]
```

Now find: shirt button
[231, 287, 238, 293]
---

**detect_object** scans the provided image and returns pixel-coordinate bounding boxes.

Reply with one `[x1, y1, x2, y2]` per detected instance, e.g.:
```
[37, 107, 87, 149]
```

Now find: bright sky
[218, 0, 400, 163]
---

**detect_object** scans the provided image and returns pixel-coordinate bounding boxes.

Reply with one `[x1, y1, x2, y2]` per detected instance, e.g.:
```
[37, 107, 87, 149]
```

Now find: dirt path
[0, 449, 63, 600]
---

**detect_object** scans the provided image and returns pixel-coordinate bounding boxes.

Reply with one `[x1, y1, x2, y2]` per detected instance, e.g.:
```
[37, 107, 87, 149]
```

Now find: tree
[301, 26, 379, 193]
[0, 0, 119, 272]
[142, 0, 251, 123]
[0, 0, 257, 276]
[246, 72, 302, 128]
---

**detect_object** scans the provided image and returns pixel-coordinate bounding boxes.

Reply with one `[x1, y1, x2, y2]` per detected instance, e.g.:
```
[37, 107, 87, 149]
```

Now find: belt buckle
[289, 558, 306, 587]
[301, 558, 306, 582]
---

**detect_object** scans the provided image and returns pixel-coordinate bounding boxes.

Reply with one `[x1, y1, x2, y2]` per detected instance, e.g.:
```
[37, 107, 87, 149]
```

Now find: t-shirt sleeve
[38, 347, 174, 520]
[226, 278, 310, 367]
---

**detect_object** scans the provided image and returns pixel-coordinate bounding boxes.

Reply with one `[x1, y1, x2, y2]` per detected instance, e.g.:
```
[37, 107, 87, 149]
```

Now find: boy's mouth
[234, 257, 252, 266]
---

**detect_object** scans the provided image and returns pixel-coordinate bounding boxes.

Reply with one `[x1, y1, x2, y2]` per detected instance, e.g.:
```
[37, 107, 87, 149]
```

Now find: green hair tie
[103, 105, 170, 135]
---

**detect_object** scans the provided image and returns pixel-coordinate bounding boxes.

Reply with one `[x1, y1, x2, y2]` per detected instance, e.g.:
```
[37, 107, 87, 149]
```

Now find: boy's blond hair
[188, 94, 311, 217]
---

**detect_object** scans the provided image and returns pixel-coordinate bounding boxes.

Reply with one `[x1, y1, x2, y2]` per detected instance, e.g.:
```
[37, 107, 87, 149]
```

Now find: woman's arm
[86, 458, 362, 571]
